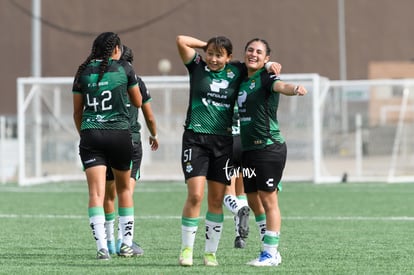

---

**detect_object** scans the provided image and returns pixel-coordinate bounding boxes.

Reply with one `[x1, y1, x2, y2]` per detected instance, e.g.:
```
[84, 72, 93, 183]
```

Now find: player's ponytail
[74, 32, 121, 88]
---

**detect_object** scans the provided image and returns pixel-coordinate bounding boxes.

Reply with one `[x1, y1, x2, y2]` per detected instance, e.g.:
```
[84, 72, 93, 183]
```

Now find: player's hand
[149, 136, 159, 151]
[265, 62, 282, 75]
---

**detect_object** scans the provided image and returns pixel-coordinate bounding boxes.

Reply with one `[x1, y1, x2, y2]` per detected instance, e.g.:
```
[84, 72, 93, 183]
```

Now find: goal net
[16, 75, 414, 185]
[320, 79, 414, 183]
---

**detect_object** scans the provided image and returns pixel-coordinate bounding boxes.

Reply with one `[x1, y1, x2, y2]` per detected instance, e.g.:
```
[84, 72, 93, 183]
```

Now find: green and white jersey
[72, 59, 138, 131]
[238, 68, 285, 151]
[184, 53, 245, 136]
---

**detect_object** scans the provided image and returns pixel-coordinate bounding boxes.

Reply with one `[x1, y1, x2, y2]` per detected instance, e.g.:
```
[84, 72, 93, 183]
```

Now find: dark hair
[244, 38, 271, 56]
[121, 45, 134, 63]
[74, 32, 122, 87]
[205, 36, 233, 56]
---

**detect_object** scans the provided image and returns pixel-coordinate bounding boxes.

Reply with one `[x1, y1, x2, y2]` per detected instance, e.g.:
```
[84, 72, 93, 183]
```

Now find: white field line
[0, 214, 413, 221]
[0, 187, 186, 193]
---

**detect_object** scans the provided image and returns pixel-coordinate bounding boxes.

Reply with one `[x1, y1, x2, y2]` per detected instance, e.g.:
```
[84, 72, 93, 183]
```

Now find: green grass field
[0, 181, 413, 274]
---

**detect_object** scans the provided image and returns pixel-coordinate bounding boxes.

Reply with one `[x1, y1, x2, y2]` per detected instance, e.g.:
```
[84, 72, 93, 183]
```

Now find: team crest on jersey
[249, 80, 256, 90]
[226, 69, 235, 79]
[185, 163, 193, 173]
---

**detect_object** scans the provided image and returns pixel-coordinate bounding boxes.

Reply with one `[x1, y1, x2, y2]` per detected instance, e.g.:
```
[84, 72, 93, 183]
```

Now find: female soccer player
[176, 35, 281, 266]
[72, 32, 142, 260]
[238, 38, 307, 266]
[104, 45, 158, 256]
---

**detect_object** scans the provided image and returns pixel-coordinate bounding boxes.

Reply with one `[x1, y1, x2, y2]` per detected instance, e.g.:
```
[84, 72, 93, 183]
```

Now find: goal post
[323, 79, 414, 183]
[17, 77, 83, 185]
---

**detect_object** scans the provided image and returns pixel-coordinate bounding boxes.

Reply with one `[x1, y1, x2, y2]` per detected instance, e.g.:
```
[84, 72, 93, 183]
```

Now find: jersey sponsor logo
[201, 98, 231, 108]
[237, 91, 251, 122]
[266, 178, 274, 187]
[207, 92, 228, 99]
[200, 79, 231, 109]
[87, 81, 108, 88]
[209, 79, 229, 93]
[237, 90, 247, 107]
[84, 158, 96, 164]
[239, 117, 251, 122]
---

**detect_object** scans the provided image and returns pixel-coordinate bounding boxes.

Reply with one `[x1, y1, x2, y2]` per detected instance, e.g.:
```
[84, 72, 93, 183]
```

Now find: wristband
[150, 135, 158, 139]
[293, 85, 299, 95]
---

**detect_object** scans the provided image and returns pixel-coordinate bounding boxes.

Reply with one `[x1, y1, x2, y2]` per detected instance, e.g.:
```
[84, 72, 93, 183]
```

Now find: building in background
[2, 0, 414, 115]
[368, 61, 414, 126]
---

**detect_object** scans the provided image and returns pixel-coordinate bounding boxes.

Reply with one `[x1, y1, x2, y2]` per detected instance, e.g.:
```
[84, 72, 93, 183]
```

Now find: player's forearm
[73, 113, 82, 134]
[142, 105, 157, 137]
[274, 82, 307, 96]
[145, 117, 157, 137]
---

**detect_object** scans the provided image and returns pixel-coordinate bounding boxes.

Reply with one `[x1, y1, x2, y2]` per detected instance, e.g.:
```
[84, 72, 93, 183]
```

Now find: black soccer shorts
[181, 129, 233, 185]
[242, 142, 287, 193]
[79, 129, 132, 171]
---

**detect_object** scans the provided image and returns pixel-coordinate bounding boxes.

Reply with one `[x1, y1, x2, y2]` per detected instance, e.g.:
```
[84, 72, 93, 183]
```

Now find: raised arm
[176, 35, 207, 64]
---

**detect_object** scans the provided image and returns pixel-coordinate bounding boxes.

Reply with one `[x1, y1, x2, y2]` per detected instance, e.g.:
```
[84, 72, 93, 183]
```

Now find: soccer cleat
[118, 242, 144, 257]
[234, 236, 246, 249]
[247, 251, 282, 267]
[107, 240, 116, 255]
[204, 252, 218, 266]
[96, 248, 110, 260]
[131, 241, 144, 256]
[236, 206, 250, 239]
[179, 247, 193, 266]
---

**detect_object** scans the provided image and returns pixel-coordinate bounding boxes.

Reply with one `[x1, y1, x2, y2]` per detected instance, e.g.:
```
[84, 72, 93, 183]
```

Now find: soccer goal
[322, 78, 414, 183]
[16, 75, 414, 185]
[16, 76, 198, 185]
[17, 77, 81, 185]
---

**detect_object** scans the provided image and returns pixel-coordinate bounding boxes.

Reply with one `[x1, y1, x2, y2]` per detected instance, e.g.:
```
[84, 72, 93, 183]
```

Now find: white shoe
[247, 251, 281, 266]
[179, 247, 193, 266]
[204, 252, 219, 266]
